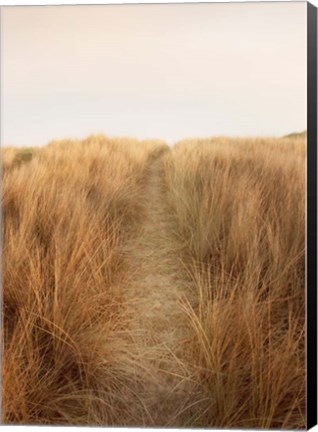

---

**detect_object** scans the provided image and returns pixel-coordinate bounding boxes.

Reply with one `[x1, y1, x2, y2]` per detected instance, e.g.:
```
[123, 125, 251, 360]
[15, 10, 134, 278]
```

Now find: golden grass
[163, 136, 306, 428]
[2, 135, 168, 425]
[2, 134, 306, 428]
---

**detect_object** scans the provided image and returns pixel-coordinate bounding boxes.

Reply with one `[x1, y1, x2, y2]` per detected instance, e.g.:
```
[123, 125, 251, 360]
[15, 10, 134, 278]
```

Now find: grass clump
[2, 135, 168, 425]
[163, 136, 305, 429]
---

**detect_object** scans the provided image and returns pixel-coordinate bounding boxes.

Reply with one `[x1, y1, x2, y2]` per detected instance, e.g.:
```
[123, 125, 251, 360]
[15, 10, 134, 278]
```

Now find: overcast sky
[2, 2, 306, 147]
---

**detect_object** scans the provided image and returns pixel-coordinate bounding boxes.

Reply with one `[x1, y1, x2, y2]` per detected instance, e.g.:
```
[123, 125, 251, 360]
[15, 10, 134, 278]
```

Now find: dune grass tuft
[163, 137, 306, 429]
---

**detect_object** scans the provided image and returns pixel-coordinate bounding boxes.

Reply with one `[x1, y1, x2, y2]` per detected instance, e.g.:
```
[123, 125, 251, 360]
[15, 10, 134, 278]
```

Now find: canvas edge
[307, 1, 317, 430]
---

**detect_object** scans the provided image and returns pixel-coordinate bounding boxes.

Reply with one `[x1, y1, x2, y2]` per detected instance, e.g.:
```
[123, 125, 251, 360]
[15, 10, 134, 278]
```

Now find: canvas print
[1, 1, 314, 429]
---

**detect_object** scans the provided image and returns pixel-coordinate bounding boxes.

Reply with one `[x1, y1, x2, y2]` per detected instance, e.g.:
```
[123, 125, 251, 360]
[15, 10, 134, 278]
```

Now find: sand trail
[122, 154, 194, 426]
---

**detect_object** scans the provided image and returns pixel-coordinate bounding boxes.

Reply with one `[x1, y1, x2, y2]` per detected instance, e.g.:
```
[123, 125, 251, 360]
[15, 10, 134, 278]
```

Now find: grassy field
[1, 134, 306, 428]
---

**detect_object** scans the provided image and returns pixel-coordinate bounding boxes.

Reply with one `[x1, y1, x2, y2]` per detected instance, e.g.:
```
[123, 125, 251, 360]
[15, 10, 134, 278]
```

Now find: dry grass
[163, 136, 306, 428]
[2, 135, 168, 425]
[2, 134, 306, 428]
[1, 147, 38, 173]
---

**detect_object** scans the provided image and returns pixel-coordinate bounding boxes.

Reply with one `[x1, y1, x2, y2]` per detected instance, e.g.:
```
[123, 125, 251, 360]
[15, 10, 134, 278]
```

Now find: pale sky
[2, 2, 307, 147]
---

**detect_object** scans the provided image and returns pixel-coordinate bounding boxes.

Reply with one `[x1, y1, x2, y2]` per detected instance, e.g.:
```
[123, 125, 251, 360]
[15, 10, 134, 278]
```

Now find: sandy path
[122, 153, 193, 426]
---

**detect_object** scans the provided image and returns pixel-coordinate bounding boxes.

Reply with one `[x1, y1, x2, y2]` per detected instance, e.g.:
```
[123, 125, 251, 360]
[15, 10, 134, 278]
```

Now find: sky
[1, 2, 307, 147]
